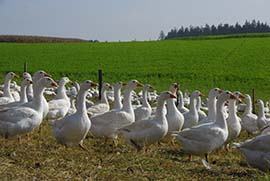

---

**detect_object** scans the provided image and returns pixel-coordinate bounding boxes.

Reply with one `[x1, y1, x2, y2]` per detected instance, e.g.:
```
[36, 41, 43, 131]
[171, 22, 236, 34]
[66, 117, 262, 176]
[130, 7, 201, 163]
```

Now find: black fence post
[24, 62, 27, 72]
[252, 88, 255, 114]
[98, 69, 103, 100]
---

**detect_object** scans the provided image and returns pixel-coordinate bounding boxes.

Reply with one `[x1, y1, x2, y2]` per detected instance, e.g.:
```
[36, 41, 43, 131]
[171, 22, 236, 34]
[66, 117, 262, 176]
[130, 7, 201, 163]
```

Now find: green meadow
[1, 36, 270, 100]
[0, 36, 270, 179]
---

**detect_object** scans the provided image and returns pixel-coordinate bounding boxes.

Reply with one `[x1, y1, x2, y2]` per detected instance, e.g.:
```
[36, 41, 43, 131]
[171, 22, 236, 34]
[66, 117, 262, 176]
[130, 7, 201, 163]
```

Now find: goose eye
[214, 88, 218, 91]
[86, 80, 90, 83]
[132, 80, 136, 83]
[226, 92, 229, 94]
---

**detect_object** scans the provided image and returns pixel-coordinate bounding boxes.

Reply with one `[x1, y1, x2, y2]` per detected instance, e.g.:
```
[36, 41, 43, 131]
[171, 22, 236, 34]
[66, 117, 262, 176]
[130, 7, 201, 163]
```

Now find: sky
[0, 0, 269, 42]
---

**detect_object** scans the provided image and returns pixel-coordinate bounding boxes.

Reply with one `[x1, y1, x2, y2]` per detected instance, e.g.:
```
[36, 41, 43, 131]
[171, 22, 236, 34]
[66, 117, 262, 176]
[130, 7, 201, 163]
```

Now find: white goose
[0, 77, 57, 138]
[172, 91, 237, 166]
[90, 80, 143, 139]
[119, 91, 176, 151]
[47, 77, 71, 120]
[23, 72, 34, 101]
[199, 88, 223, 124]
[0, 78, 32, 108]
[50, 80, 98, 149]
[87, 82, 111, 116]
[134, 84, 153, 121]
[32, 70, 52, 119]
[196, 96, 207, 122]
[182, 91, 202, 129]
[256, 99, 270, 129]
[225, 91, 244, 145]
[0, 72, 19, 105]
[233, 134, 270, 172]
[113, 81, 125, 110]
[166, 83, 184, 135]
[177, 90, 189, 113]
[241, 94, 259, 134]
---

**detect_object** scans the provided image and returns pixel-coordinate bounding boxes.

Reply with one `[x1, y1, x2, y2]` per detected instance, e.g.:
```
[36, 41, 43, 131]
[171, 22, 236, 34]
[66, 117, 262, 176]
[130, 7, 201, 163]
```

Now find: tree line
[160, 20, 270, 40]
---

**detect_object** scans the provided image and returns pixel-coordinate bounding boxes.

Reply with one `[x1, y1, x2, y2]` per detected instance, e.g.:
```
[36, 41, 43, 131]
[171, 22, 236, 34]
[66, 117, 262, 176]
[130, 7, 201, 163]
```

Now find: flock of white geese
[0, 70, 269, 172]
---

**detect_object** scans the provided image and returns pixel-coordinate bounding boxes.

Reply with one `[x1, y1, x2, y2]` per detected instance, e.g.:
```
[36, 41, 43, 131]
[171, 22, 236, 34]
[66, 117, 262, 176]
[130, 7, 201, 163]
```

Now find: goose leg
[79, 142, 89, 152]
[17, 136, 22, 144]
[188, 154, 192, 161]
[205, 154, 208, 162]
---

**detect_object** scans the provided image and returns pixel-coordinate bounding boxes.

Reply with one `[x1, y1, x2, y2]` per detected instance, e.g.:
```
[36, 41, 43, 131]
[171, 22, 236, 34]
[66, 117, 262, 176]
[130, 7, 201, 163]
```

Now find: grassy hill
[0, 35, 270, 179]
[0, 35, 87, 43]
[0, 35, 270, 100]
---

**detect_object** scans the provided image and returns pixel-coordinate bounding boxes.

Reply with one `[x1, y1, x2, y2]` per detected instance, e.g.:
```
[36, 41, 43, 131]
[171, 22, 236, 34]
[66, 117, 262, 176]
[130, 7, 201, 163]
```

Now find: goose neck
[196, 97, 202, 110]
[178, 91, 184, 108]
[216, 98, 228, 129]
[142, 89, 150, 107]
[113, 87, 122, 109]
[100, 87, 108, 104]
[167, 98, 177, 111]
[123, 87, 133, 112]
[258, 103, 265, 118]
[244, 97, 252, 115]
[3, 78, 12, 97]
[189, 95, 197, 114]
[20, 84, 28, 103]
[156, 98, 167, 119]
[228, 99, 237, 118]
[32, 84, 45, 112]
[76, 89, 88, 114]
[208, 96, 217, 121]
[55, 82, 68, 99]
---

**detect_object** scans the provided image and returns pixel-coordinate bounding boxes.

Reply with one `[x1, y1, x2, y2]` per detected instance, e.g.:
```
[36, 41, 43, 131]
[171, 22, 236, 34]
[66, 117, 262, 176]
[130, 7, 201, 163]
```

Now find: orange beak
[230, 94, 237, 100]
[44, 72, 52, 77]
[136, 82, 143, 87]
[199, 93, 204, 97]
[149, 86, 154, 90]
[239, 94, 245, 99]
[90, 82, 98, 87]
[51, 81, 58, 87]
[14, 74, 20, 78]
[218, 89, 223, 93]
[122, 82, 127, 86]
[170, 93, 177, 99]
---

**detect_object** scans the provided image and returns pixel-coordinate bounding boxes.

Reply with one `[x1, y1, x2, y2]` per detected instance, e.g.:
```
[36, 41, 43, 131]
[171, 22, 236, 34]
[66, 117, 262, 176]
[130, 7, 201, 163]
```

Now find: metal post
[252, 88, 255, 114]
[98, 69, 103, 100]
[24, 62, 27, 72]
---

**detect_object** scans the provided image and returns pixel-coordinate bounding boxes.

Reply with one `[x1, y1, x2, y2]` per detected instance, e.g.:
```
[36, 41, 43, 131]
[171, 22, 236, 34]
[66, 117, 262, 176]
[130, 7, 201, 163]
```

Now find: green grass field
[0, 35, 270, 179]
[1, 36, 270, 100]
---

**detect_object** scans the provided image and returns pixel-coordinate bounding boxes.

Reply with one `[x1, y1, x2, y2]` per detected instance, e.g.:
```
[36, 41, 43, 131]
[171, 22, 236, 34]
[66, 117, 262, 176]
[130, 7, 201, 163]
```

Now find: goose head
[143, 84, 154, 92]
[218, 91, 238, 103]
[169, 83, 179, 95]
[255, 99, 264, 108]
[5, 72, 19, 80]
[22, 72, 32, 80]
[126, 80, 143, 90]
[159, 91, 177, 101]
[209, 88, 223, 99]
[33, 70, 52, 82]
[233, 91, 245, 103]
[191, 90, 203, 99]
[80, 80, 98, 91]
[113, 81, 125, 90]
[37, 77, 58, 89]
[22, 78, 33, 87]
[59, 77, 71, 86]
[103, 83, 112, 90]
